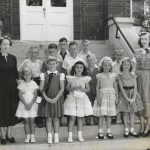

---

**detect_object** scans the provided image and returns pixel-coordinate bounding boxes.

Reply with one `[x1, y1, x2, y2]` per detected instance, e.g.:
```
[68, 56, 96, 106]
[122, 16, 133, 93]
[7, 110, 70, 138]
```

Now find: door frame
[19, 0, 74, 42]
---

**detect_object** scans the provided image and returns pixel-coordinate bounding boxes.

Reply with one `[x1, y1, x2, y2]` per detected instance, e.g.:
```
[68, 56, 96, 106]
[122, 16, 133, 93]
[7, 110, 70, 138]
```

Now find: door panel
[20, 0, 73, 41]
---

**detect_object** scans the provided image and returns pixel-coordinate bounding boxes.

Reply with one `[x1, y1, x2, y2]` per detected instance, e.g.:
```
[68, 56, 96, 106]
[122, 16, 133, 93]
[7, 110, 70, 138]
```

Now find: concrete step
[9, 40, 115, 65]
[12, 122, 141, 140]
[0, 137, 150, 150]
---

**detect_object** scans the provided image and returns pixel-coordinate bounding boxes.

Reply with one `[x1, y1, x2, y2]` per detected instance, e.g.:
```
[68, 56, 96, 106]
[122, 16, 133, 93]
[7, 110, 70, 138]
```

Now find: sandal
[98, 133, 104, 139]
[107, 133, 114, 139]
[124, 131, 129, 138]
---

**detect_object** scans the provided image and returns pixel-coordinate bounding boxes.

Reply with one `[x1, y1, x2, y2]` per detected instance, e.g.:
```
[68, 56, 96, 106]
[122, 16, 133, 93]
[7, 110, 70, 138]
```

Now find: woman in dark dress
[0, 37, 19, 145]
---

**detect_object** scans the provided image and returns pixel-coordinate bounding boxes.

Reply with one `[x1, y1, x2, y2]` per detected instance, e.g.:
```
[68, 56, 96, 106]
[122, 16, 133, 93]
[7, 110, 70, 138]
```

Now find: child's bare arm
[132, 77, 137, 101]
[96, 76, 101, 106]
[79, 83, 90, 93]
[113, 79, 118, 103]
[118, 78, 131, 102]
[27, 89, 38, 109]
[19, 91, 27, 106]
[40, 79, 52, 103]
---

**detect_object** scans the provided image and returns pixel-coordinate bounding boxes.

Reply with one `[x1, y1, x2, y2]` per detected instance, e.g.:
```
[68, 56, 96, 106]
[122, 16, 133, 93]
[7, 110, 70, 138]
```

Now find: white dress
[64, 75, 93, 117]
[16, 80, 39, 118]
[93, 73, 117, 117]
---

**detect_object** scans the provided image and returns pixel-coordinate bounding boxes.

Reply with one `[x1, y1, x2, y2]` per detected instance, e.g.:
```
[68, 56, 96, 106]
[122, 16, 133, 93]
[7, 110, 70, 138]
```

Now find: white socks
[31, 134, 36, 143]
[68, 132, 73, 143]
[25, 134, 30, 143]
[54, 133, 59, 144]
[47, 133, 52, 144]
[107, 128, 111, 134]
[99, 128, 103, 133]
[47, 133, 59, 144]
[78, 131, 84, 142]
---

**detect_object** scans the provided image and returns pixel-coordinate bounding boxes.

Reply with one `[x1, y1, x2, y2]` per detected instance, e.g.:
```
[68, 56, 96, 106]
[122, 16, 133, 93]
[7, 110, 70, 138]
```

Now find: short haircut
[69, 41, 78, 48]
[59, 37, 67, 43]
[48, 43, 57, 49]
[82, 39, 90, 44]
[46, 56, 58, 64]
[120, 59, 133, 72]
[0, 35, 12, 46]
[29, 46, 39, 53]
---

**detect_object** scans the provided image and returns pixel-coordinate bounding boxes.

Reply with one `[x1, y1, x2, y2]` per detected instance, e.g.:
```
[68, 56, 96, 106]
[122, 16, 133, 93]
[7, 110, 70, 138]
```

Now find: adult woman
[135, 32, 150, 136]
[0, 36, 19, 144]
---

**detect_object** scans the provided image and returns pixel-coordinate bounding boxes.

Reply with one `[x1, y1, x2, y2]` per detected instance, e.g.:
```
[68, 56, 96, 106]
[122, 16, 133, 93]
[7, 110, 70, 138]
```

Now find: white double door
[20, 0, 73, 41]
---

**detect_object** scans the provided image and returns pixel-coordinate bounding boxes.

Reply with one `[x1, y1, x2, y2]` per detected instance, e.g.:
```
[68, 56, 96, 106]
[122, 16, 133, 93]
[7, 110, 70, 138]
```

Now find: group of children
[14, 37, 146, 144]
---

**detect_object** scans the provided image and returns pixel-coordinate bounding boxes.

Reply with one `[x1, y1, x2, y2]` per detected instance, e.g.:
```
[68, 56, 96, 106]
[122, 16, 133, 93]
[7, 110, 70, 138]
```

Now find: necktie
[45, 73, 54, 94]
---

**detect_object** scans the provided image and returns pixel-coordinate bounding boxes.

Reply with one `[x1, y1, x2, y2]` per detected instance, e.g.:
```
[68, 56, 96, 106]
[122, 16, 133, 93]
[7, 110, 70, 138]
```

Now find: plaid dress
[117, 74, 144, 113]
[93, 73, 117, 117]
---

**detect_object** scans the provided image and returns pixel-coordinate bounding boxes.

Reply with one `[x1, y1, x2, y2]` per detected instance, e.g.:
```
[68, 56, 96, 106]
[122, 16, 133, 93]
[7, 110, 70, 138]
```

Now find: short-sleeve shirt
[18, 58, 42, 77]
[62, 55, 83, 74]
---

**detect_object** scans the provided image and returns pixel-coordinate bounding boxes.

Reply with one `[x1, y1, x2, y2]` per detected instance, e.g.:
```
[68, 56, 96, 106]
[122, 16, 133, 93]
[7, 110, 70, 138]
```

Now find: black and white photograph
[0, 0, 150, 150]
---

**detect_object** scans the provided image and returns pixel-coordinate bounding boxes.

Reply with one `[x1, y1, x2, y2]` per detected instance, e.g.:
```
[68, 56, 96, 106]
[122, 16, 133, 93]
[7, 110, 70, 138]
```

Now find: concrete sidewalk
[0, 137, 149, 150]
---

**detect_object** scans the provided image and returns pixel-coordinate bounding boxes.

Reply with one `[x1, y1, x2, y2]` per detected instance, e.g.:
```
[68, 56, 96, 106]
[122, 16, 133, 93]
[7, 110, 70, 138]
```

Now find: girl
[38, 57, 65, 144]
[18, 46, 43, 127]
[16, 67, 39, 143]
[85, 54, 99, 125]
[93, 57, 118, 139]
[64, 61, 93, 143]
[42, 43, 63, 73]
[135, 32, 150, 136]
[117, 57, 144, 138]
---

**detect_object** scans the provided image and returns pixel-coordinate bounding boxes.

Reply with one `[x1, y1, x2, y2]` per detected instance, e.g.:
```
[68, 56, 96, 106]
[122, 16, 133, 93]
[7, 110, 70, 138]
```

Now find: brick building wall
[0, 0, 131, 40]
[108, 0, 130, 17]
[73, 0, 108, 40]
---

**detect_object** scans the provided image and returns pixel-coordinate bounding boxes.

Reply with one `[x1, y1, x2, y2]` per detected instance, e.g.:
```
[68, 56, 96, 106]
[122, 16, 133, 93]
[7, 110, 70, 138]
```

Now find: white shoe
[54, 136, 59, 144]
[78, 136, 85, 142]
[31, 135, 36, 143]
[47, 137, 53, 144]
[24, 135, 30, 143]
[68, 136, 73, 143]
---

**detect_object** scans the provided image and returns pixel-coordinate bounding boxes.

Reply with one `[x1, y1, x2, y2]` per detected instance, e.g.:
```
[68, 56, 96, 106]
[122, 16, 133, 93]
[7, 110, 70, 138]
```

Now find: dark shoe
[107, 133, 114, 139]
[6, 135, 15, 143]
[147, 148, 150, 150]
[124, 131, 130, 138]
[130, 131, 139, 138]
[98, 133, 104, 139]
[142, 132, 149, 137]
[1, 139, 6, 145]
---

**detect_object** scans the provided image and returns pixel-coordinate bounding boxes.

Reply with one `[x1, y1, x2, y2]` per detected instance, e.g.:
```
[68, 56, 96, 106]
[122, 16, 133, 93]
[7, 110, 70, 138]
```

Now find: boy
[62, 41, 83, 75]
[58, 37, 69, 60]
[79, 40, 97, 66]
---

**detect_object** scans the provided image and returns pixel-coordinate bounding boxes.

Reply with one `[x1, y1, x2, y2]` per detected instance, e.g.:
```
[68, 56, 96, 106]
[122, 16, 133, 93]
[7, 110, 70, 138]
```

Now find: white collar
[1, 52, 8, 57]
[47, 70, 58, 75]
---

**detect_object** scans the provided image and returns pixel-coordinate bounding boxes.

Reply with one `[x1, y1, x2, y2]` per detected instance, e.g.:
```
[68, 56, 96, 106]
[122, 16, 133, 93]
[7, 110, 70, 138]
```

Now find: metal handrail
[104, 17, 134, 54]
